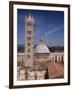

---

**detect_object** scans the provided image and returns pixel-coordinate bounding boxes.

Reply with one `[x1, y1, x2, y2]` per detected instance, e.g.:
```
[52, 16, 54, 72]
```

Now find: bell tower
[25, 14, 35, 66]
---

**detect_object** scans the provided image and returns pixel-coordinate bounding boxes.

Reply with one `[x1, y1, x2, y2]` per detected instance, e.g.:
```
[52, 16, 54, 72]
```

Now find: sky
[17, 9, 64, 47]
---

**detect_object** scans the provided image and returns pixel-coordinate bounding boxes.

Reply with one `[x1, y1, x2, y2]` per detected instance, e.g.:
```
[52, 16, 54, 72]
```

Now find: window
[28, 55, 30, 58]
[27, 31, 31, 34]
[27, 43, 30, 46]
[28, 49, 30, 52]
[27, 21, 32, 26]
[27, 37, 31, 40]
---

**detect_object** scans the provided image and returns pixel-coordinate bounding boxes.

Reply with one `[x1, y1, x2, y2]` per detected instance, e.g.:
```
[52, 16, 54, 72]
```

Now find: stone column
[57, 55, 59, 62]
[55, 55, 57, 62]
[60, 55, 62, 62]
[62, 55, 64, 63]
[53, 55, 55, 62]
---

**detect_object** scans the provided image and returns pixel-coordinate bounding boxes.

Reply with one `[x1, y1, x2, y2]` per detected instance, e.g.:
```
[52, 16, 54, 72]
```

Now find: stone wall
[17, 52, 64, 65]
[17, 52, 64, 80]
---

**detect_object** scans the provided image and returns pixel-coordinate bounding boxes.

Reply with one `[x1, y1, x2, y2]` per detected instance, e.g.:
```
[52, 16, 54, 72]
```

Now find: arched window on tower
[28, 55, 30, 58]
[27, 43, 30, 46]
[27, 37, 31, 41]
[28, 49, 30, 52]
[27, 31, 31, 34]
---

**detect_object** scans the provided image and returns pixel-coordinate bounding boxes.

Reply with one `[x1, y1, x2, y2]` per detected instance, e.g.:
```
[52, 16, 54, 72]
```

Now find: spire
[40, 37, 45, 44]
[28, 13, 32, 18]
[27, 13, 32, 21]
[29, 13, 31, 17]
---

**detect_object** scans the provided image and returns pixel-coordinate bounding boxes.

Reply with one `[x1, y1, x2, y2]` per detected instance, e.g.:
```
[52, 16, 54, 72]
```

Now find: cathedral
[17, 14, 64, 80]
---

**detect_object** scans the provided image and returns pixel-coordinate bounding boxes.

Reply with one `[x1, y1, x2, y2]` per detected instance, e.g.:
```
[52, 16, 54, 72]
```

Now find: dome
[35, 44, 50, 53]
[35, 39, 50, 53]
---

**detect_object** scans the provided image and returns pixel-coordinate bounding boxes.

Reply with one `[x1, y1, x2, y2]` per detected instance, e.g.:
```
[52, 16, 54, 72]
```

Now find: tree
[44, 68, 49, 79]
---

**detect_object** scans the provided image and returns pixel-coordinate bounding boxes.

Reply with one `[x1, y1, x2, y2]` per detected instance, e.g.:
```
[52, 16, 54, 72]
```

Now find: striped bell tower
[25, 14, 35, 66]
